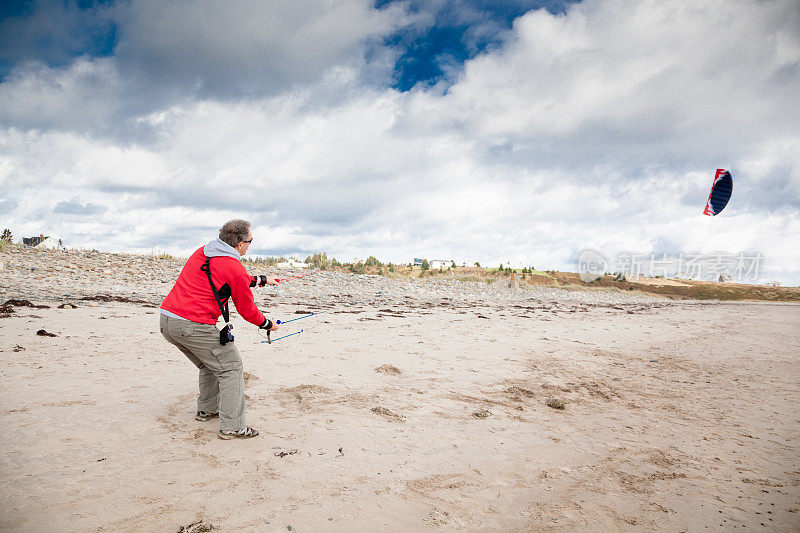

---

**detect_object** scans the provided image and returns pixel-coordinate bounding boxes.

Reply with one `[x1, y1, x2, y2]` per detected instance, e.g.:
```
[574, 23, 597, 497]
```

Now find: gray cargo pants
[160, 314, 246, 432]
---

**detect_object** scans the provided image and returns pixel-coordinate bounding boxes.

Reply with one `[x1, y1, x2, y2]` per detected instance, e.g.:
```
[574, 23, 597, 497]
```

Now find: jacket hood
[203, 238, 242, 260]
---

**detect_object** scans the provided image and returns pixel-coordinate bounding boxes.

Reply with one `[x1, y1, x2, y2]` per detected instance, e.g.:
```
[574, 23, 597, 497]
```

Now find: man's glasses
[243, 237, 253, 244]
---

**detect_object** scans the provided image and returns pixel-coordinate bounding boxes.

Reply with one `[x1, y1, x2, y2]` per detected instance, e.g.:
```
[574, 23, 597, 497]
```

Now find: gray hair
[219, 219, 251, 247]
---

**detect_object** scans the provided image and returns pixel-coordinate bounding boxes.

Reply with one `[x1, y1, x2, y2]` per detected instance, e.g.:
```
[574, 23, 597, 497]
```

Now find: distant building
[503, 261, 525, 270]
[429, 259, 451, 270]
[23, 234, 64, 249]
[22, 235, 46, 247]
[718, 274, 733, 282]
[276, 260, 308, 269]
[413, 258, 425, 267]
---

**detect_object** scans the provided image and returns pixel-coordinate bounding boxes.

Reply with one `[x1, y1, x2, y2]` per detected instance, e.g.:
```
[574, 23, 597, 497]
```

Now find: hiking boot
[195, 410, 219, 422]
[218, 426, 259, 440]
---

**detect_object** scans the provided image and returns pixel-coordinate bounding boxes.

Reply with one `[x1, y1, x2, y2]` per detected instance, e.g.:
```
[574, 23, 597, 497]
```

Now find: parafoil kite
[703, 168, 733, 216]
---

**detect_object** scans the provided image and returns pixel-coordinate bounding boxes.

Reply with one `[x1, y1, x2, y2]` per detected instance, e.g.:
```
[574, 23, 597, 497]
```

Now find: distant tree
[348, 262, 365, 274]
[306, 251, 332, 269]
[421, 259, 430, 271]
[365, 256, 382, 268]
[474, 262, 480, 268]
[0, 228, 11, 243]
[451, 260, 456, 268]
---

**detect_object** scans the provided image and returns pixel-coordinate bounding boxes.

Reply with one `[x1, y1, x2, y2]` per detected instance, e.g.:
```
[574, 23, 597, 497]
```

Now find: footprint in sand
[375, 364, 402, 375]
[371, 406, 404, 420]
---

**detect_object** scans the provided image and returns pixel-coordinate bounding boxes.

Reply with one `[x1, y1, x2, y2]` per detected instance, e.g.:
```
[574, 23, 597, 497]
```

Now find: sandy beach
[1, 247, 799, 531]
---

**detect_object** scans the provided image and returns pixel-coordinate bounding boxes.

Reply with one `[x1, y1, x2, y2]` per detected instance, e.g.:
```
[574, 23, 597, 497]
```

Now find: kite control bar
[263, 329, 303, 344]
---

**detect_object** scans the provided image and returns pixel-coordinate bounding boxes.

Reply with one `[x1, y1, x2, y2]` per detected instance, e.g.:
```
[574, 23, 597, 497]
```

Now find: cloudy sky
[1, 0, 798, 283]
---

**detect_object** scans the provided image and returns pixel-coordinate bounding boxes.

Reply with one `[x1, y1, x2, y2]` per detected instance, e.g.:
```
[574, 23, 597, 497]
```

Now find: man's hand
[257, 275, 281, 287]
[260, 319, 280, 331]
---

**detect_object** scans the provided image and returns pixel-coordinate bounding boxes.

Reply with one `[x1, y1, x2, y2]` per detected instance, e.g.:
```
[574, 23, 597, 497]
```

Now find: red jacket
[161, 246, 266, 326]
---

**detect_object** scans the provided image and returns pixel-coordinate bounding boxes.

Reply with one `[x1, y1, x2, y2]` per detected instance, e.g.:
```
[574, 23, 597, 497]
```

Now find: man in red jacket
[160, 219, 279, 440]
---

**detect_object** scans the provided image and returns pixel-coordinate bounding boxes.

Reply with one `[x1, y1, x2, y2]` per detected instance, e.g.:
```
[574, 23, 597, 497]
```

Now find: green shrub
[348, 262, 365, 274]
[365, 256, 382, 267]
[305, 252, 340, 269]
[243, 255, 286, 266]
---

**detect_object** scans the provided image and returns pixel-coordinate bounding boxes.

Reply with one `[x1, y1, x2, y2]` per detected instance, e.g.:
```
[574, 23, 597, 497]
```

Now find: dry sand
[1, 254, 799, 531]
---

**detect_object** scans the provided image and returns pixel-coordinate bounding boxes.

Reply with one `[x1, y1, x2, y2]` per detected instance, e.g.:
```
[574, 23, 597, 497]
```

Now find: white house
[276, 260, 309, 269]
[23, 235, 64, 249]
[429, 259, 451, 270]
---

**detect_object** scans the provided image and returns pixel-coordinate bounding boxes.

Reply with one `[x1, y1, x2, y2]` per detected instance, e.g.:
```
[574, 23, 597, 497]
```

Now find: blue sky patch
[0, 0, 117, 81]
[377, 0, 577, 91]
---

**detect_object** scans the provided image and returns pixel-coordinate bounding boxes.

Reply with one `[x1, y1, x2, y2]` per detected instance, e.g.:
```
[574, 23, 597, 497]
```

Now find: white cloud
[0, 58, 121, 131]
[409, 0, 800, 167]
[112, 0, 406, 98]
[0, 0, 410, 134]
